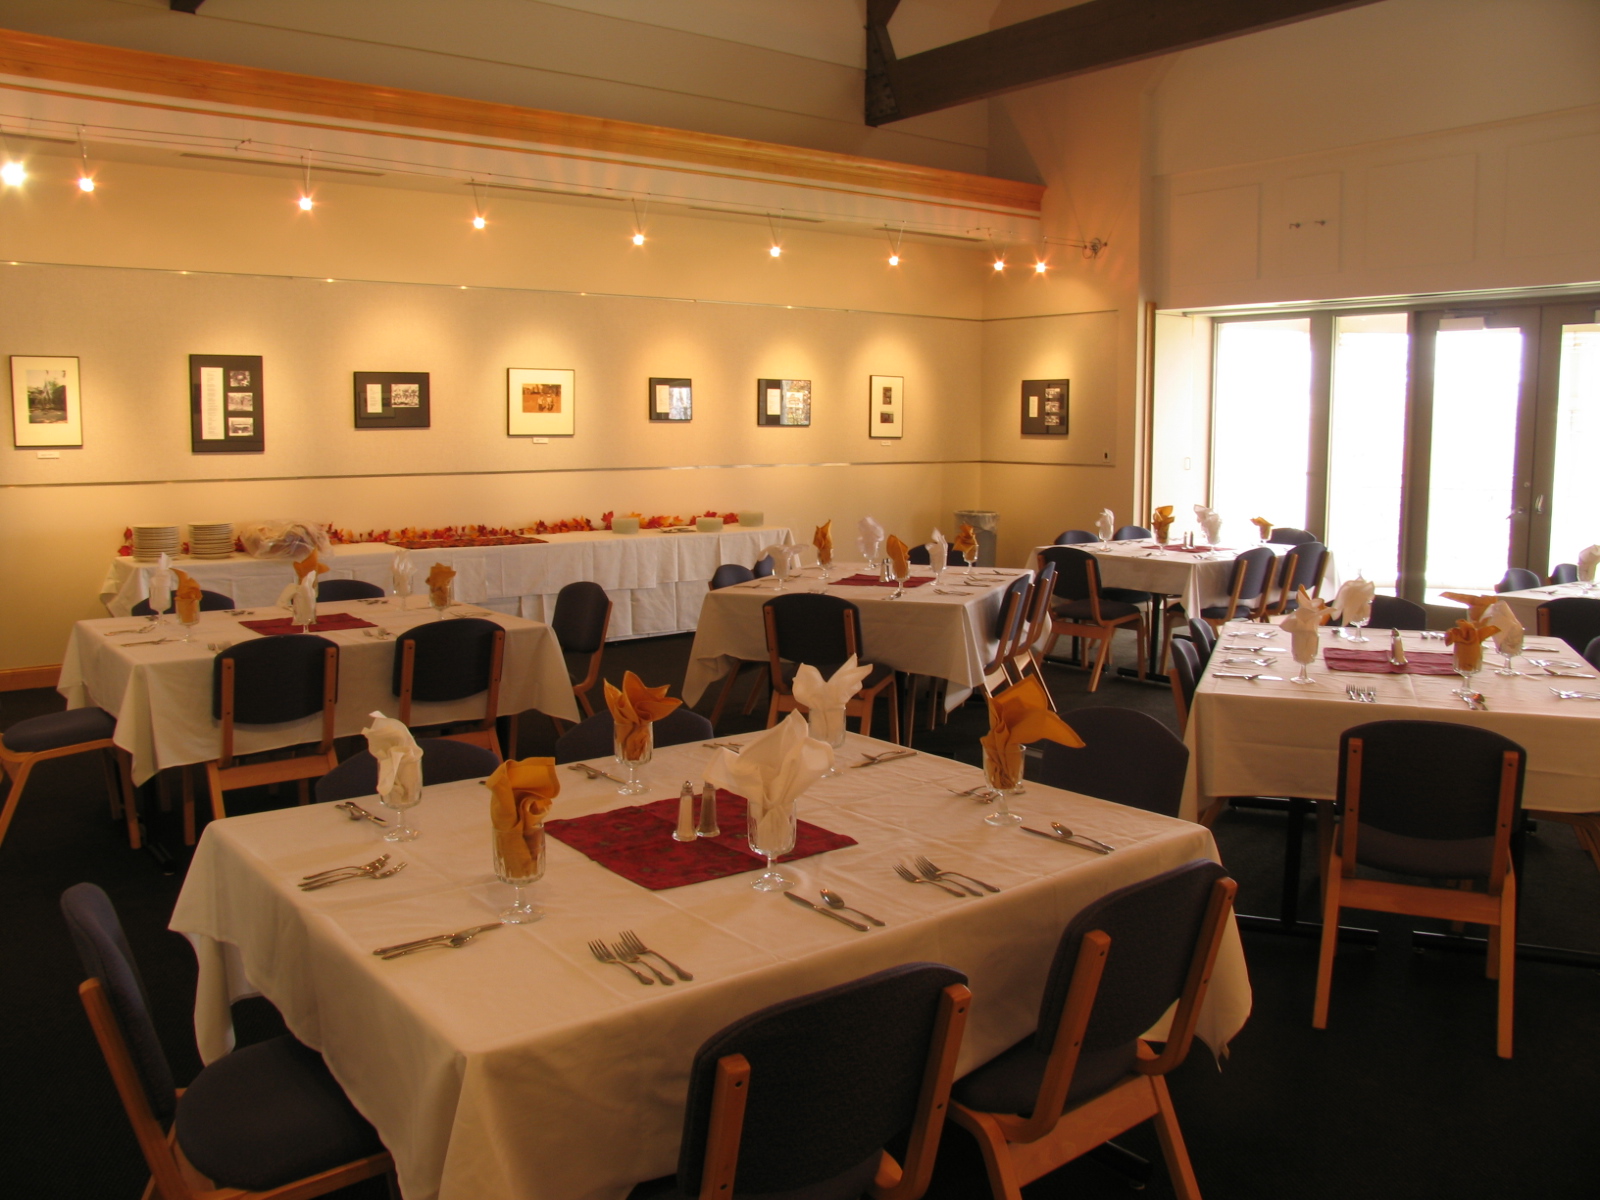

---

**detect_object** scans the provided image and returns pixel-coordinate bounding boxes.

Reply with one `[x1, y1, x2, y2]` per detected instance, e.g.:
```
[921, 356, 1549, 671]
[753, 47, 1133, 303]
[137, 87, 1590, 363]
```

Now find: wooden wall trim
[0, 28, 1043, 214]
[0, 664, 60, 692]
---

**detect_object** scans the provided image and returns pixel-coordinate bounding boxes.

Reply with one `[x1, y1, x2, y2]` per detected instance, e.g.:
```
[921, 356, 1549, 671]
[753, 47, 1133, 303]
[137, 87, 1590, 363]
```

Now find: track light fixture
[630, 196, 650, 246]
[296, 159, 314, 211]
[76, 130, 95, 192]
[884, 220, 906, 267]
[470, 182, 486, 228]
[766, 211, 784, 258]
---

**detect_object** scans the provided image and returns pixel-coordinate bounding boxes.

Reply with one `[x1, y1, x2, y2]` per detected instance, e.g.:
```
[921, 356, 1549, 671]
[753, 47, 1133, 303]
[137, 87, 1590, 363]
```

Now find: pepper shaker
[673, 780, 698, 842]
[697, 781, 721, 837]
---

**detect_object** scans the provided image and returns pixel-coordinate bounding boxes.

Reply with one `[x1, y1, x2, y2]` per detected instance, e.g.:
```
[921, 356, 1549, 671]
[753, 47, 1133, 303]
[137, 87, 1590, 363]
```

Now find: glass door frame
[1526, 302, 1600, 577]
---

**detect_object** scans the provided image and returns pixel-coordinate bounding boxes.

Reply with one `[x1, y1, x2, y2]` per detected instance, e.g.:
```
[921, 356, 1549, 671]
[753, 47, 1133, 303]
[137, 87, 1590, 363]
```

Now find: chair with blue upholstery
[1, 707, 137, 852]
[313, 578, 385, 602]
[1586, 635, 1600, 672]
[1186, 617, 1216, 666]
[1496, 568, 1540, 593]
[61, 882, 394, 1200]
[628, 962, 970, 1200]
[752, 555, 775, 578]
[1038, 547, 1146, 692]
[1005, 560, 1058, 698]
[1550, 563, 1579, 584]
[552, 581, 613, 718]
[1265, 541, 1329, 617]
[1112, 525, 1152, 541]
[314, 737, 502, 803]
[705, 565, 770, 728]
[979, 576, 1034, 702]
[1167, 638, 1201, 734]
[1054, 530, 1096, 545]
[1199, 546, 1277, 630]
[950, 861, 1237, 1200]
[132, 589, 234, 617]
[710, 563, 754, 591]
[392, 617, 507, 759]
[1535, 597, 1600, 650]
[762, 594, 900, 742]
[555, 708, 715, 764]
[1032, 708, 1188, 819]
[908, 544, 968, 567]
[1266, 526, 1317, 545]
[1365, 594, 1427, 630]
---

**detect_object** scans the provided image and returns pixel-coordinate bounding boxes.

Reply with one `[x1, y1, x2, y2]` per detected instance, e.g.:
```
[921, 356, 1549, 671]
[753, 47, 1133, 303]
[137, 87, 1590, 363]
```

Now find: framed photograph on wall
[648, 377, 693, 422]
[190, 354, 265, 453]
[354, 371, 431, 429]
[869, 375, 903, 438]
[10, 355, 82, 448]
[756, 378, 811, 427]
[1021, 378, 1069, 436]
[507, 368, 575, 437]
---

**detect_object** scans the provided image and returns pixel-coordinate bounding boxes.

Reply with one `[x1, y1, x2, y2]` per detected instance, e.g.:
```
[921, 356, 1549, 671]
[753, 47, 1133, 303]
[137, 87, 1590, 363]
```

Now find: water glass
[614, 723, 653, 795]
[982, 744, 1024, 826]
[890, 559, 911, 599]
[772, 552, 791, 591]
[747, 797, 797, 891]
[429, 580, 453, 620]
[492, 825, 546, 924]
[177, 606, 201, 643]
[393, 572, 414, 609]
[808, 705, 847, 778]
[1454, 642, 1484, 694]
[380, 782, 422, 842]
[1290, 629, 1319, 685]
[962, 546, 979, 580]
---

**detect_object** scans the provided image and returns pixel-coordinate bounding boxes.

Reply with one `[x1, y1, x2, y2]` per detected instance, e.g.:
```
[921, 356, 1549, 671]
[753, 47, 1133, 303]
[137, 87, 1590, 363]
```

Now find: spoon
[1051, 822, 1116, 853]
[300, 861, 408, 890]
[819, 889, 885, 926]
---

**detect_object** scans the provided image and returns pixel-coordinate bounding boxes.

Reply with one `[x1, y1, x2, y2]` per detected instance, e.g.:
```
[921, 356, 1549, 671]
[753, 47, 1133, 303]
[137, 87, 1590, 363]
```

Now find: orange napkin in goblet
[952, 524, 978, 555]
[886, 534, 911, 578]
[293, 550, 329, 583]
[1440, 592, 1498, 622]
[1445, 619, 1499, 674]
[487, 757, 559, 879]
[813, 520, 833, 565]
[1250, 517, 1274, 539]
[1150, 506, 1175, 540]
[426, 562, 456, 608]
[604, 671, 682, 761]
[980, 675, 1083, 790]
[173, 569, 203, 624]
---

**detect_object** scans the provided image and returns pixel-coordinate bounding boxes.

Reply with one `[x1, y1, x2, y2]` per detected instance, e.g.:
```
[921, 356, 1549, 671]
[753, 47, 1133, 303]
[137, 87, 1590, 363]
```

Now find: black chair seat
[4, 706, 116, 752]
[1199, 602, 1250, 620]
[1053, 597, 1140, 622]
[628, 1153, 881, 1200]
[1100, 587, 1153, 605]
[950, 1035, 1136, 1118]
[176, 1035, 385, 1193]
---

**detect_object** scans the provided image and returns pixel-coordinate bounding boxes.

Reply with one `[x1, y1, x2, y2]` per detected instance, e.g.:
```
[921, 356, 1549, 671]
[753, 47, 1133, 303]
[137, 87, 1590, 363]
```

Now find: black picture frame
[190, 354, 264, 453]
[1021, 378, 1069, 436]
[353, 371, 431, 429]
[648, 377, 693, 422]
[756, 378, 811, 427]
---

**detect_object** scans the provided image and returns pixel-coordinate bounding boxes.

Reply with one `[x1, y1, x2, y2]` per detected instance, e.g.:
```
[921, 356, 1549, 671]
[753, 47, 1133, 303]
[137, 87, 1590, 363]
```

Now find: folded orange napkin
[293, 550, 329, 582]
[813, 520, 833, 565]
[1150, 506, 1175, 539]
[173, 569, 203, 623]
[1440, 592, 1498, 622]
[1251, 517, 1273, 539]
[604, 670, 682, 761]
[487, 757, 559, 879]
[980, 675, 1082, 790]
[952, 524, 978, 555]
[426, 562, 455, 608]
[1445, 618, 1498, 673]
[886, 534, 911, 578]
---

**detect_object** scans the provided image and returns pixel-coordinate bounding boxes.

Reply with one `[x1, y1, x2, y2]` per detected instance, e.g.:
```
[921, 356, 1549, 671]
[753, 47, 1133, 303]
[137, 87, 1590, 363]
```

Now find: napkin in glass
[364, 711, 424, 810]
[857, 516, 884, 562]
[1150, 506, 1174, 541]
[294, 549, 329, 587]
[290, 573, 317, 626]
[952, 523, 978, 558]
[173, 569, 203, 624]
[885, 534, 911, 579]
[604, 670, 682, 761]
[1095, 509, 1115, 542]
[1194, 505, 1223, 544]
[1580, 544, 1600, 583]
[792, 655, 872, 744]
[1331, 578, 1376, 626]
[1251, 517, 1274, 540]
[487, 755, 559, 879]
[147, 552, 173, 615]
[980, 675, 1082, 790]
[1445, 617, 1499, 673]
[705, 711, 833, 853]
[426, 562, 455, 608]
[1280, 588, 1331, 662]
[813, 520, 833, 566]
[391, 548, 416, 594]
[926, 527, 947, 568]
[1439, 592, 1498, 621]
[1485, 600, 1524, 658]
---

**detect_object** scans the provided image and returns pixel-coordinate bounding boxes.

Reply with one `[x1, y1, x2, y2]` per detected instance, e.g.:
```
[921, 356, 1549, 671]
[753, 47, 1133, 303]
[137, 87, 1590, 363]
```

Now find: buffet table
[99, 525, 794, 639]
[170, 734, 1251, 1200]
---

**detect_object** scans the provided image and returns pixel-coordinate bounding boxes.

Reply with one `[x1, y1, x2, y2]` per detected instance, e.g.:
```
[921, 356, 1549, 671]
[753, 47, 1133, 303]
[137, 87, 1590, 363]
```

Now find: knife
[372, 923, 504, 957]
[783, 891, 868, 931]
[1021, 826, 1111, 854]
[566, 762, 627, 785]
[849, 749, 917, 768]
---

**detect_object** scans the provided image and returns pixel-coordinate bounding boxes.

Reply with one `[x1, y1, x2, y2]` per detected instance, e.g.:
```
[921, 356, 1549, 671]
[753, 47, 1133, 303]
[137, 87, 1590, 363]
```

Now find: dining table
[57, 599, 579, 785]
[169, 733, 1252, 1200]
[1493, 580, 1599, 635]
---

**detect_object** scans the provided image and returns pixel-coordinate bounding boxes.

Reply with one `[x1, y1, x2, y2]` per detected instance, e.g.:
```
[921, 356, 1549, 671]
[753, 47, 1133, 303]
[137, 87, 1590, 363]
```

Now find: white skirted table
[170, 734, 1251, 1200]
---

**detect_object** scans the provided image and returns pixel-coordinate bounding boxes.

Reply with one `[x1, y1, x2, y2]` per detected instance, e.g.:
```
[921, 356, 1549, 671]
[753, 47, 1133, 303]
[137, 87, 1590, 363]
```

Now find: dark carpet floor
[4, 633, 1599, 1198]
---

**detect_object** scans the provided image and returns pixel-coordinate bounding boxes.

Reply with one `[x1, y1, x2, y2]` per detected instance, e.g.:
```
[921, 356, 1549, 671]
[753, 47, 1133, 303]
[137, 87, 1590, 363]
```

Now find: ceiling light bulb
[992, 258, 1005, 271]
[472, 215, 486, 229]
[888, 254, 900, 266]
[1, 161, 25, 187]
[1034, 260, 1047, 274]
[632, 232, 645, 246]
[770, 245, 782, 258]
[297, 194, 314, 211]
[78, 175, 96, 193]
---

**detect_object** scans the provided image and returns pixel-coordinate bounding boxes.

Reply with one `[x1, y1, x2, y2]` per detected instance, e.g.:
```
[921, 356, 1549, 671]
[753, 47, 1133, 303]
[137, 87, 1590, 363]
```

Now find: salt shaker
[879, 557, 893, 583]
[673, 780, 698, 842]
[1388, 628, 1407, 668]
[697, 781, 721, 837]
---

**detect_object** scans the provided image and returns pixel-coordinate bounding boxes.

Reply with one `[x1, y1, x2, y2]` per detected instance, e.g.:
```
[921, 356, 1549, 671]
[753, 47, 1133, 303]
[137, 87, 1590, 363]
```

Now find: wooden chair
[1112, 525, 1152, 540]
[628, 963, 970, 1200]
[1167, 638, 1201, 735]
[704, 564, 767, 728]
[1495, 568, 1541, 593]
[1314, 721, 1523, 1059]
[203, 636, 340, 839]
[950, 862, 1237, 1200]
[761, 594, 899, 743]
[1198, 546, 1277, 631]
[1005, 560, 1058, 706]
[0, 707, 137, 851]
[393, 617, 507, 759]
[1186, 618, 1216, 666]
[1265, 541, 1329, 617]
[1037, 547, 1146, 691]
[980, 576, 1033, 701]
[1265, 526, 1317, 545]
[1364, 594, 1427, 630]
[1053, 530, 1096, 545]
[552, 581, 612, 718]
[1535, 596, 1600, 650]
[1032, 708, 1188, 819]
[1550, 563, 1579, 584]
[62, 883, 396, 1200]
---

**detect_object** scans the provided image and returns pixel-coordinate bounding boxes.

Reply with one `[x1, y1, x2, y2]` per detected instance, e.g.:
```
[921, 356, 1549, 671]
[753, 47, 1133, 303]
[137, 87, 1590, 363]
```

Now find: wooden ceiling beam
[866, 0, 1382, 125]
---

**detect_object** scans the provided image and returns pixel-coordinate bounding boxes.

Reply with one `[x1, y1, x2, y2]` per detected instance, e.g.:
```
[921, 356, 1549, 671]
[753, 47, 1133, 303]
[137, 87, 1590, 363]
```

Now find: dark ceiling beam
[170, 1, 205, 13]
[866, 0, 1382, 125]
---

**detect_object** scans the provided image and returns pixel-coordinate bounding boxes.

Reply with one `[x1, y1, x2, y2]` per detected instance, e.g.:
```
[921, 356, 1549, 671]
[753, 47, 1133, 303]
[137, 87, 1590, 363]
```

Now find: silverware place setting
[892, 862, 967, 897]
[589, 938, 660, 981]
[1020, 825, 1113, 854]
[374, 923, 503, 959]
[945, 784, 991, 799]
[784, 891, 870, 929]
[911, 855, 999, 894]
[701, 741, 745, 753]
[1542, 667, 1596, 679]
[567, 761, 627, 784]
[817, 889, 885, 925]
[1345, 686, 1376, 703]
[850, 749, 917, 768]
[1212, 671, 1283, 682]
[1550, 688, 1600, 700]
[1453, 691, 1488, 711]
[107, 623, 157, 636]
[1526, 658, 1584, 669]
[334, 800, 389, 826]
[618, 930, 694, 980]
[304, 854, 387, 881]
[1221, 656, 1277, 667]
[120, 637, 179, 647]
[298, 859, 408, 890]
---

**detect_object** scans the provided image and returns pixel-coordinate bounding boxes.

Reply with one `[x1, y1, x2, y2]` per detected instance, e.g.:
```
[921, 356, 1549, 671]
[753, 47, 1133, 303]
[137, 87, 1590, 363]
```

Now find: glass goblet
[747, 797, 797, 891]
[177, 605, 201, 643]
[982, 744, 1025, 826]
[429, 581, 453, 620]
[890, 559, 911, 599]
[817, 553, 832, 583]
[379, 784, 421, 842]
[1453, 642, 1484, 696]
[772, 553, 791, 592]
[393, 573, 414, 610]
[492, 826, 545, 924]
[1289, 629, 1319, 685]
[808, 705, 847, 778]
[614, 723, 653, 795]
[962, 546, 979, 580]
[1347, 616, 1371, 643]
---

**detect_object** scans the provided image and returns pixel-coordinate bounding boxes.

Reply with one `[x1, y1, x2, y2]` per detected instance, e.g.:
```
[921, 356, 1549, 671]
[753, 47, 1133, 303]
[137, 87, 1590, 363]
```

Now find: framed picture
[1021, 378, 1069, 436]
[190, 354, 264, 453]
[648, 377, 693, 422]
[353, 372, 431, 429]
[507, 368, 575, 437]
[756, 378, 811, 427]
[869, 375, 903, 438]
[10, 355, 82, 448]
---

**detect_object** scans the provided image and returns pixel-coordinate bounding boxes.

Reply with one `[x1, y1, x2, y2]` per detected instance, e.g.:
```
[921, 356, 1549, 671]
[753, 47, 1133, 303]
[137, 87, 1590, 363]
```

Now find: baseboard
[0, 664, 61, 692]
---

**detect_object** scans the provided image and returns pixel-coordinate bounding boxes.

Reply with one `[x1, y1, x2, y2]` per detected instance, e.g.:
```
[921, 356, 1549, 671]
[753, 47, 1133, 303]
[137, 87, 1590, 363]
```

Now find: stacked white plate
[131, 524, 181, 561]
[189, 521, 235, 559]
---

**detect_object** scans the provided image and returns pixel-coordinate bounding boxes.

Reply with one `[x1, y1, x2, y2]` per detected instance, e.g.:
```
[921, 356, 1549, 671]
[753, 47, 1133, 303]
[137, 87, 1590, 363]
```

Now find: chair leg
[765, 689, 781, 729]
[203, 763, 225, 834]
[1312, 861, 1342, 1029]
[0, 758, 34, 851]
[99, 751, 124, 819]
[709, 665, 742, 729]
[117, 752, 141, 850]
[1134, 617, 1148, 681]
[1149, 1076, 1203, 1200]
[886, 679, 901, 746]
[948, 1106, 1026, 1200]
[576, 687, 596, 718]
[1496, 877, 1516, 1059]
[1087, 632, 1113, 691]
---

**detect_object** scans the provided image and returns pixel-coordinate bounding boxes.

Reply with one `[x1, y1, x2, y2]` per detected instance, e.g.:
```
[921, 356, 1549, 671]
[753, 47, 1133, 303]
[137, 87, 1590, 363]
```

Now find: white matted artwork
[10, 355, 82, 448]
[869, 374, 903, 438]
[507, 368, 576, 437]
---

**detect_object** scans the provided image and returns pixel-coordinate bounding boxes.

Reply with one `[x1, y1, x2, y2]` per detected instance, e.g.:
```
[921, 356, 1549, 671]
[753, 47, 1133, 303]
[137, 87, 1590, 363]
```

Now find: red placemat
[544, 790, 856, 890]
[1322, 648, 1458, 675]
[389, 535, 547, 549]
[238, 612, 378, 636]
[830, 574, 936, 588]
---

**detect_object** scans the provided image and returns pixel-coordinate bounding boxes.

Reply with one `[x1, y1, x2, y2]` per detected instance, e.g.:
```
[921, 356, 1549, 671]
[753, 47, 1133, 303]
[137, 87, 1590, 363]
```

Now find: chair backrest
[1054, 530, 1096, 545]
[1031, 708, 1188, 818]
[1551, 562, 1579, 584]
[212, 635, 338, 723]
[1186, 617, 1216, 664]
[1586, 635, 1600, 672]
[316, 578, 385, 601]
[1014, 560, 1056, 658]
[710, 563, 754, 590]
[906, 544, 966, 566]
[551, 581, 612, 654]
[1367, 594, 1427, 630]
[1337, 721, 1523, 881]
[1496, 568, 1540, 593]
[554, 708, 714, 764]
[1037, 546, 1096, 604]
[1227, 546, 1277, 604]
[1168, 637, 1201, 731]
[1536, 597, 1600, 648]
[132, 588, 234, 616]
[392, 617, 503, 702]
[994, 575, 1032, 654]
[752, 555, 775, 578]
[60, 883, 177, 1122]
[1112, 525, 1151, 541]
[1283, 541, 1328, 593]
[1267, 527, 1317, 545]
[676, 963, 968, 1198]
[762, 594, 863, 672]
[314, 737, 502, 802]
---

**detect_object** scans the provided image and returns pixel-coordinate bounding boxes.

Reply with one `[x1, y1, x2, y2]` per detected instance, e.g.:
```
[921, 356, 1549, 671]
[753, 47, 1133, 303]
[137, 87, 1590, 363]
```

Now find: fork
[619, 930, 693, 981]
[301, 854, 389, 881]
[913, 855, 999, 894]
[299, 862, 407, 890]
[610, 940, 673, 984]
[893, 862, 966, 897]
[589, 939, 652, 984]
[1550, 688, 1600, 700]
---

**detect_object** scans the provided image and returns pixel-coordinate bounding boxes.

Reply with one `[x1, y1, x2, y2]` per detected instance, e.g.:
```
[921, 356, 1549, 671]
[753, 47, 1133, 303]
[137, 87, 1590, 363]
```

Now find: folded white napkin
[792, 655, 872, 744]
[764, 542, 798, 580]
[926, 528, 947, 570]
[1279, 591, 1328, 663]
[290, 573, 317, 626]
[1485, 600, 1524, 657]
[1579, 544, 1600, 583]
[1194, 505, 1223, 545]
[1331, 578, 1375, 626]
[858, 516, 884, 562]
[706, 711, 833, 850]
[1095, 509, 1115, 542]
[363, 711, 423, 808]
[391, 548, 416, 596]
[147, 552, 173, 614]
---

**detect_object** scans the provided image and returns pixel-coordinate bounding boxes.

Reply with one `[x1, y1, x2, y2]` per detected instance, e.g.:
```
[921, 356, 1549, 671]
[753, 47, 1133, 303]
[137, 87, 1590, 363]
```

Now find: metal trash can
[953, 509, 999, 568]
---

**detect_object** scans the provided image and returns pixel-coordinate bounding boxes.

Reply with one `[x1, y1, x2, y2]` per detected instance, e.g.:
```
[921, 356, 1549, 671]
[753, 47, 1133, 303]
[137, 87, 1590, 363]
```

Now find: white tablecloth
[1495, 583, 1597, 634]
[58, 601, 578, 784]
[680, 564, 1026, 705]
[1181, 623, 1600, 820]
[99, 526, 794, 639]
[169, 735, 1251, 1200]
